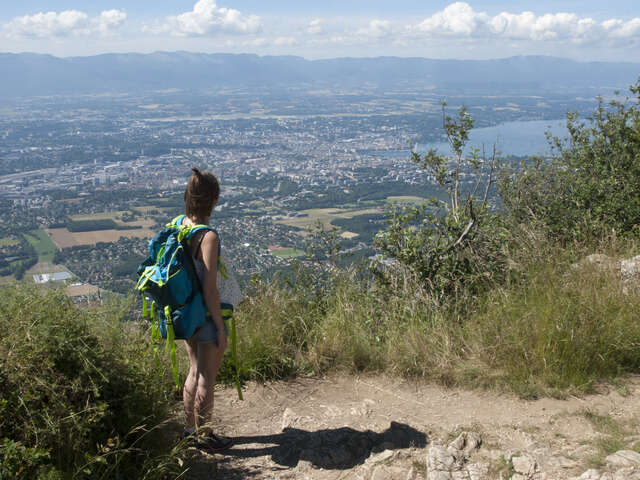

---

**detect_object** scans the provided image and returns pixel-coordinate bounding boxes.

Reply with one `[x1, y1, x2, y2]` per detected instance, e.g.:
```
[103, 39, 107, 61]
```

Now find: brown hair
[184, 168, 220, 220]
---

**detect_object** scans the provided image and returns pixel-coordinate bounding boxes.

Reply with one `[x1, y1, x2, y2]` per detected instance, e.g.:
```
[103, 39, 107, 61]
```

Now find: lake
[382, 118, 570, 158]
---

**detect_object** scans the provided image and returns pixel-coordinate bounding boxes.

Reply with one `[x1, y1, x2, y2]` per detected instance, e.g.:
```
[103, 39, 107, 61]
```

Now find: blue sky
[2, 1, 640, 61]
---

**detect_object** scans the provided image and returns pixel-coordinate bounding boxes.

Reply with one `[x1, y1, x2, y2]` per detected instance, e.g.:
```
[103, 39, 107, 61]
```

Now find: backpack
[136, 215, 217, 384]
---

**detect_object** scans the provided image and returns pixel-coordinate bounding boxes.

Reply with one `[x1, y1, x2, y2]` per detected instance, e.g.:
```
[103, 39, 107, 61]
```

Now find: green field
[270, 248, 305, 258]
[23, 230, 58, 263]
[0, 237, 19, 247]
[387, 195, 427, 204]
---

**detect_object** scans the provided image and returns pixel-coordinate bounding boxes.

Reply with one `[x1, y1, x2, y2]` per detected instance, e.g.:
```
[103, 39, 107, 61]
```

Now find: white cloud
[411, 2, 640, 44]
[307, 19, 325, 35]
[416, 2, 488, 36]
[151, 0, 261, 36]
[5, 9, 126, 38]
[358, 20, 393, 38]
[97, 10, 127, 35]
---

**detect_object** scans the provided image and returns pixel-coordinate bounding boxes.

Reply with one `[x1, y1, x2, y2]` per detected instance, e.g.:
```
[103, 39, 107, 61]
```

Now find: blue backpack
[136, 215, 218, 384]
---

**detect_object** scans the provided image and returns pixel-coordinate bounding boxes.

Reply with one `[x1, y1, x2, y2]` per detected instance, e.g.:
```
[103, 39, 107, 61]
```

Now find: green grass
[23, 230, 58, 263]
[270, 248, 305, 258]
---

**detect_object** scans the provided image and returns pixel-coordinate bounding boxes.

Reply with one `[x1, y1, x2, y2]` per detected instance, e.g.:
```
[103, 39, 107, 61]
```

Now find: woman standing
[180, 167, 233, 452]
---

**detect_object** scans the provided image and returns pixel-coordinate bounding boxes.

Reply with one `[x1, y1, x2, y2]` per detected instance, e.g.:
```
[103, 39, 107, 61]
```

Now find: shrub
[500, 79, 640, 241]
[375, 103, 507, 302]
[0, 284, 182, 479]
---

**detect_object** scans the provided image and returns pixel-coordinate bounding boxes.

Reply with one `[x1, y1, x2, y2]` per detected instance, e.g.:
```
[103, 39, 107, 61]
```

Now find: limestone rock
[620, 255, 640, 280]
[281, 407, 297, 430]
[572, 471, 601, 480]
[612, 467, 640, 480]
[370, 465, 409, 480]
[512, 454, 537, 476]
[466, 462, 490, 480]
[572, 254, 616, 271]
[366, 449, 396, 465]
[448, 431, 482, 456]
[605, 450, 640, 468]
[427, 445, 458, 472]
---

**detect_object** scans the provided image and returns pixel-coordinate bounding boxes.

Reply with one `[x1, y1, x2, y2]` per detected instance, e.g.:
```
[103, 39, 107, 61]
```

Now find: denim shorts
[191, 318, 229, 344]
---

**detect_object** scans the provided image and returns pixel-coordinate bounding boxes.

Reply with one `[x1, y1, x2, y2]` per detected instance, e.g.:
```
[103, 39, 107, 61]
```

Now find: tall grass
[0, 285, 185, 479]
[225, 240, 640, 399]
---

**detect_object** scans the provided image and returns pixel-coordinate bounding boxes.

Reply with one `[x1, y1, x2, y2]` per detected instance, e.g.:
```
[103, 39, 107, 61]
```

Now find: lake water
[384, 118, 570, 158]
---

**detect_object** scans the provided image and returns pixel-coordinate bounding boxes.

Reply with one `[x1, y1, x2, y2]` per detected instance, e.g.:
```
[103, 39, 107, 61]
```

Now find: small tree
[375, 102, 504, 300]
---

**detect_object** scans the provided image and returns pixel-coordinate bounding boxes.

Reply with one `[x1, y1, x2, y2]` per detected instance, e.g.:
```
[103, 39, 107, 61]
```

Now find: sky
[1, 1, 640, 61]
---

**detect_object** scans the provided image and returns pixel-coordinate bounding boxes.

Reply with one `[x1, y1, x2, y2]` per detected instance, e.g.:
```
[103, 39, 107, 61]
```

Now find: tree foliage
[376, 102, 505, 300]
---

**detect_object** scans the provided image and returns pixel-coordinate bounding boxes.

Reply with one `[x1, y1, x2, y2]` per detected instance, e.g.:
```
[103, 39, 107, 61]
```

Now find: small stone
[512, 455, 537, 475]
[605, 450, 640, 468]
[281, 407, 297, 430]
[367, 449, 395, 465]
[573, 470, 601, 480]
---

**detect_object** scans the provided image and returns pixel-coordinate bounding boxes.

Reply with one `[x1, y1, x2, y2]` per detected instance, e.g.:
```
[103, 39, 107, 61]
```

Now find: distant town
[0, 84, 600, 298]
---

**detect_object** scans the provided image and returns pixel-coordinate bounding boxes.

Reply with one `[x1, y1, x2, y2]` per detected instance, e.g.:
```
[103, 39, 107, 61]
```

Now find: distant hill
[0, 52, 638, 97]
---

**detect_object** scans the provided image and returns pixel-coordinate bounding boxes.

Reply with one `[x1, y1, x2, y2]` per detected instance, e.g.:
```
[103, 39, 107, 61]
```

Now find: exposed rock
[448, 431, 482, 456]
[605, 450, 640, 468]
[370, 465, 409, 480]
[366, 449, 396, 465]
[427, 445, 459, 472]
[512, 454, 537, 476]
[466, 462, 490, 480]
[620, 255, 640, 280]
[545, 455, 578, 470]
[281, 407, 298, 430]
[572, 254, 616, 271]
[612, 467, 640, 480]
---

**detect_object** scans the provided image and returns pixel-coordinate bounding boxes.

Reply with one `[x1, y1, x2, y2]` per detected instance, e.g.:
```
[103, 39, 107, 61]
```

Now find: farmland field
[71, 211, 155, 229]
[387, 196, 427, 204]
[0, 237, 18, 246]
[269, 248, 305, 258]
[276, 207, 382, 230]
[47, 227, 154, 248]
[23, 230, 58, 262]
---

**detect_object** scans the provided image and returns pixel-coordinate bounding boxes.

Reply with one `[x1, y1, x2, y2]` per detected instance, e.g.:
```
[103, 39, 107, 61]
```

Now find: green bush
[0, 284, 183, 479]
[375, 103, 507, 302]
[501, 79, 640, 241]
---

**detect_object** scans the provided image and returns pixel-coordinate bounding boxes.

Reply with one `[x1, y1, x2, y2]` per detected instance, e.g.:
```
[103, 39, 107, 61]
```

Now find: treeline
[0, 236, 37, 280]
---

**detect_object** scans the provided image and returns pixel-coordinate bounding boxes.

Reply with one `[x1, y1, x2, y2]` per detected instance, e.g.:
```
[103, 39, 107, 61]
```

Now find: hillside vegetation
[1, 80, 639, 478]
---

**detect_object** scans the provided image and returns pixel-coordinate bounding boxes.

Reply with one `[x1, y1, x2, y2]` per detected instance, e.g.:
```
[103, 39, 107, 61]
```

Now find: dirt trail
[185, 374, 640, 479]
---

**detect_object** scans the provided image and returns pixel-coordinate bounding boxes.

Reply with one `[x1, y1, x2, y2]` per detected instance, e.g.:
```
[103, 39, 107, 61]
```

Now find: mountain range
[1, 52, 638, 97]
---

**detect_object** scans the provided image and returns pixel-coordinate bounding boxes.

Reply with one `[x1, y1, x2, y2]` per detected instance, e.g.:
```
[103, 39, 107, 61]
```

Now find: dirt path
[185, 374, 640, 479]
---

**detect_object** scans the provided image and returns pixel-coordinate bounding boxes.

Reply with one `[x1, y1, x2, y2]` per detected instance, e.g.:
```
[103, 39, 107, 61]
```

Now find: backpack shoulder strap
[167, 215, 186, 228]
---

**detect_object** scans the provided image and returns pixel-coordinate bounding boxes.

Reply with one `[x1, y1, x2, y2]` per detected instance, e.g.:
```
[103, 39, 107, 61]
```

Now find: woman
[180, 167, 233, 452]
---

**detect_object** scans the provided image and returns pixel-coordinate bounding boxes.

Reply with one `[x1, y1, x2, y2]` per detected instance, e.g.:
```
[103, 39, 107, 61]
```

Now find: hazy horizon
[2, 1, 640, 62]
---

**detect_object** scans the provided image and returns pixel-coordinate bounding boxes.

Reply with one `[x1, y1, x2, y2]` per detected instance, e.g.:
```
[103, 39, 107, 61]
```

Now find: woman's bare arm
[199, 230, 227, 351]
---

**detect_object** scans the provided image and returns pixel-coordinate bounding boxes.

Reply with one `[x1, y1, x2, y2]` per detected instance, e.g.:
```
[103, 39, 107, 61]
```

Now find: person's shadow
[226, 421, 427, 470]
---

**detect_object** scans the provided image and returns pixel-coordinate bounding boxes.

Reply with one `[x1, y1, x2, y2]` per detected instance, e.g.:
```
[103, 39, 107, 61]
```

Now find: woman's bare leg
[183, 337, 199, 430]
[193, 341, 225, 431]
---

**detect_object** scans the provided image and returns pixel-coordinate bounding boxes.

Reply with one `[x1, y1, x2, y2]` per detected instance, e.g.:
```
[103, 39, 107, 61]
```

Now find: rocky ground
[182, 374, 640, 479]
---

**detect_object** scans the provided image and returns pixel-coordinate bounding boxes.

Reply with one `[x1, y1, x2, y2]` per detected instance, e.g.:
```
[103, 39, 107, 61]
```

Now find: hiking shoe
[195, 433, 234, 453]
